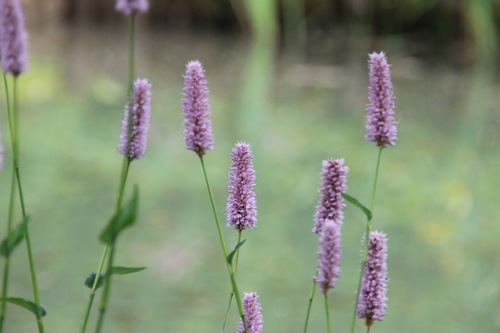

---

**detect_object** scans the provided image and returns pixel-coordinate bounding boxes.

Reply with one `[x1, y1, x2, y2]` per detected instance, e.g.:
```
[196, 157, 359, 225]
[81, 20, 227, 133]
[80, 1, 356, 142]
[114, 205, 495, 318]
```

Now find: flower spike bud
[118, 78, 152, 160]
[314, 220, 342, 294]
[0, 0, 28, 76]
[313, 159, 349, 234]
[365, 51, 398, 148]
[115, 0, 149, 16]
[237, 292, 263, 333]
[226, 142, 257, 232]
[182, 60, 214, 157]
[357, 231, 388, 327]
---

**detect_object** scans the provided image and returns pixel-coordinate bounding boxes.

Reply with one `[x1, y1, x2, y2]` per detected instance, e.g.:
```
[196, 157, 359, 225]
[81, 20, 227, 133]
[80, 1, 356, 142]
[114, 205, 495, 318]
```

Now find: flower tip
[115, 0, 149, 15]
[118, 77, 152, 160]
[182, 60, 214, 156]
[365, 51, 397, 148]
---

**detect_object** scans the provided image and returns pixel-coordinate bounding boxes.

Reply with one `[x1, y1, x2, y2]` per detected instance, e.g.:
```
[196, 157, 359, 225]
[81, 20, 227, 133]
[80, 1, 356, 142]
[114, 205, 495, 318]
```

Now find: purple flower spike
[118, 78, 152, 160]
[365, 52, 397, 148]
[314, 220, 341, 294]
[182, 60, 214, 157]
[313, 159, 349, 234]
[237, 292, 264, 333]
[357, 231, 388, 327]
[115, 0, 149, 16]
[226, 142, 257, 232]
[1, 0, 28, 76]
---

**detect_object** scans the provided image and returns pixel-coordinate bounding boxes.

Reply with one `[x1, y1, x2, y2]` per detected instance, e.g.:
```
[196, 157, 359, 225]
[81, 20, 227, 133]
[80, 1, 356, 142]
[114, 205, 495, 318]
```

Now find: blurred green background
[1, 0, 499, 332]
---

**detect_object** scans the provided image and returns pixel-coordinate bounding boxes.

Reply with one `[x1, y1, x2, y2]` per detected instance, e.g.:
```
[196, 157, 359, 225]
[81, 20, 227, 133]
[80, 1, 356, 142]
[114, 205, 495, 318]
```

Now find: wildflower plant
[0, 1, 45, 332]
[182, 60, 249, 333]
[79, 2, 150, 333]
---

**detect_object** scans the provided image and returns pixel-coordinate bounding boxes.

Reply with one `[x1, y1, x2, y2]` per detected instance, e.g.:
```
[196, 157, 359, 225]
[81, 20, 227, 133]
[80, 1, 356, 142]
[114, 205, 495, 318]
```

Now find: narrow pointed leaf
[99, 186, 139, 243]
[342, 193, 372, 221]
[108, 266, 146, 276]
[84, 273, 105, 290]
[227, 239, 246, 265]
[0, 217, 29, 258]
[0, 297, 47, 318]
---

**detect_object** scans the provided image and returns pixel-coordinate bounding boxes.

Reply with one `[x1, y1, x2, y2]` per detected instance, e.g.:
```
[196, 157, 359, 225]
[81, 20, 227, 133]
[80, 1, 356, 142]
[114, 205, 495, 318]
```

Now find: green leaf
[84, 273, 105, 290]
[108, 266, 146, 276]
[342, 193, 372, 221]
[227, 239, 246, 265]
[0, 217, 29, 258]
[0, 297, 47, 318]
[99, 186, 139, 244]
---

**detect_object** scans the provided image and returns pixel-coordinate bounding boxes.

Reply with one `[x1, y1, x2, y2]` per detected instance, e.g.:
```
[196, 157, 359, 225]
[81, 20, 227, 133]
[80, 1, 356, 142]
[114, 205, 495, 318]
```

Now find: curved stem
[350, 148, 383, 333]
[200, 157, 248, 333]
[303, 279, 317, 333]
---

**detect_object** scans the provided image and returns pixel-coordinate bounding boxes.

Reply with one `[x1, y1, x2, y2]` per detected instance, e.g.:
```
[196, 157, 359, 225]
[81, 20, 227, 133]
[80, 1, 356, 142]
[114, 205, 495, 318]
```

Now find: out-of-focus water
[1, 21, 499, 333]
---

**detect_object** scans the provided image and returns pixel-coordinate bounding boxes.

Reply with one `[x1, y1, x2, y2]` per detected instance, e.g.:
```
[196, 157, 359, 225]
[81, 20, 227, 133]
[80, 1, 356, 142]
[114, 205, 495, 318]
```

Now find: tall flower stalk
[222, 142, 257, 331]
[79, 3, 149, 332]
[304, 159, 348, 333]
[350, 52, 397, 333]
[182, 60, 248, 333]
[0, 0, 44, 332]
[80, 79, 151, 333]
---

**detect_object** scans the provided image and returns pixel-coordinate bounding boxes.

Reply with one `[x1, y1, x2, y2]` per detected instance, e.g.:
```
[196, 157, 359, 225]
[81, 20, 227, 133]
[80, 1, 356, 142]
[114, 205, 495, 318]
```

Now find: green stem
[80, 159, 130, 333]
[199, 157, 248, 333]
[127, 15, 136, 96]
[303, 279, 317, 333]
[350, 148, 383, 333]
[79, 244, 110, 333]
[3, 74, 44, 333]
[95, 242, 116, 333]
[324, 293, 331, 333]
[0, 169, 16, 333]
[221, 231, 243, 332]
[0, 72, 16, 333]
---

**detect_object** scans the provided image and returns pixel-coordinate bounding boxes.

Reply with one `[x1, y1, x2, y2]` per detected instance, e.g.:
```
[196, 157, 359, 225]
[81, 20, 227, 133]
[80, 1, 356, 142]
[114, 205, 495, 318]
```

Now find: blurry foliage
[37, 0, 500, 59]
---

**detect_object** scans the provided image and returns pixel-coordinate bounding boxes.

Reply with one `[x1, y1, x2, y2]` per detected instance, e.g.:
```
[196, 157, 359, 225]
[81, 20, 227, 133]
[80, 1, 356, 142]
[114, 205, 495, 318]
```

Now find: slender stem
[0, 171, 16, 333]
[324, 293, 331, 333]
[95, 159, 130, 333]
[127, 15, 136, 97]
[303, 279, 317, 333]
[350, 148, 383, 333]
[199, 157, 248, 333]
[369, 148, 383, 213]
[80, 158, 130, 333]
[79, 244, 110, 333]
[95, 242, 116, 333]
[0, 72, 16, 333]
[3, 74, 44, 332]
[221, 231, 243, 332]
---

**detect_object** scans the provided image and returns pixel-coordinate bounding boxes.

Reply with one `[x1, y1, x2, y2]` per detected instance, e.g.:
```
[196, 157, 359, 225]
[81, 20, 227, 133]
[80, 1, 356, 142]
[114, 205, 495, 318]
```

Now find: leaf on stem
[0, 297, 47, 318]
[342, 193, 372, 221]
[84, 272, 105, 289]
[227, 239, 246, 265]
[99, 186, 139, 244]
[0, 216, 29, 258]
[84, 267, 145, 290]
[108, 266, 147, 275]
